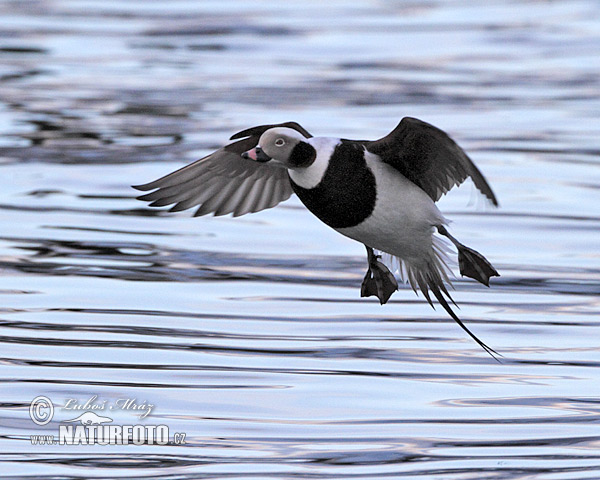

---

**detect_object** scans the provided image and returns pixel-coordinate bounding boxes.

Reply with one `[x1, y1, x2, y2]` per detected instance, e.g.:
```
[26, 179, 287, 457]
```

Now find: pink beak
[241, 146, 271, 163]
[242, 147, 258, 161]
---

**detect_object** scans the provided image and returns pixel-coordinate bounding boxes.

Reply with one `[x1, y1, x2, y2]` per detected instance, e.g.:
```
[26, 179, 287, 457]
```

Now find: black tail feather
[419, 267, 501, 361]
[375, 231, 500, 359]
[430, 282, 501, 361]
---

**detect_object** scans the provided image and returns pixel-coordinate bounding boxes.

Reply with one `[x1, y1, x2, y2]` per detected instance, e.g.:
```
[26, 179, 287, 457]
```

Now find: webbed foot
[457, 244, 499, 286]
[437, 225, 499, 287]
[360, 246, 398, 304]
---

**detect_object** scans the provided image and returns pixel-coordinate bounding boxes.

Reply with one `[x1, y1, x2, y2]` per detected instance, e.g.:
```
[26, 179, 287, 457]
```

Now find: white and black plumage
[134, 118, 500, 357]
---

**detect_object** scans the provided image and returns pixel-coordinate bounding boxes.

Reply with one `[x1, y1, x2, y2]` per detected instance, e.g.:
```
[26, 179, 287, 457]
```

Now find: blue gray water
[1, 0, 599, 478]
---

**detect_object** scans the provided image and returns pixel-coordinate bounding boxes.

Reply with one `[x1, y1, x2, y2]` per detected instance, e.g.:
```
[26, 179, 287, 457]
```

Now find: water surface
[1, 0, 599, 478]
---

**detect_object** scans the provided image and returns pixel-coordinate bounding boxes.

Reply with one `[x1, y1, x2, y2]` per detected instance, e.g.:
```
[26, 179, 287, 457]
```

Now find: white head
[242, 127, 316, 169]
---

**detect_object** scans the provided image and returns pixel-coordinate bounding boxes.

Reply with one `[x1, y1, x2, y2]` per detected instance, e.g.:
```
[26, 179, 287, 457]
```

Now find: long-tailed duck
[134, 119, 500, 356]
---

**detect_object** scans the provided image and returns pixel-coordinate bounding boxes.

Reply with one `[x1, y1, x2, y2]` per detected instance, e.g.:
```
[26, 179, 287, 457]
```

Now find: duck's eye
[274, 138, 285, 147]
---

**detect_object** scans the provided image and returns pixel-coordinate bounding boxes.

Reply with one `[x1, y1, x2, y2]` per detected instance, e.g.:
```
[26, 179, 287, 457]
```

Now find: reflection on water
[0, 0, 599, 478]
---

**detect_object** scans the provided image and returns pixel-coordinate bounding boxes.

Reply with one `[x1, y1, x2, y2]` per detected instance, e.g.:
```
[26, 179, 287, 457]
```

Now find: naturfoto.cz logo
[29, 395, 187, 446]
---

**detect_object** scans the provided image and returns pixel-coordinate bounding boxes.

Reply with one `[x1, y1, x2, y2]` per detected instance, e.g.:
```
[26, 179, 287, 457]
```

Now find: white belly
[336, 154, 447, 264]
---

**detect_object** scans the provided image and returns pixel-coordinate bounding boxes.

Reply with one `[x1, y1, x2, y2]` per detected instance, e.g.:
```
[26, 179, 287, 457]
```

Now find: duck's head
[242, 127, 316, 169]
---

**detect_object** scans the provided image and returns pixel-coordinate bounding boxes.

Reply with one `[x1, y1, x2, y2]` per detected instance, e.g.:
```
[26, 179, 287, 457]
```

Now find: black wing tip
[135, 192, 157, 202]
[132, 183, 154, 192]
[482, 189, 499, 208]
[230, 127, 255, 140]
[489, 192, 500, 207]
[230, 121, 312, 140]
[402, 116, 501, 208]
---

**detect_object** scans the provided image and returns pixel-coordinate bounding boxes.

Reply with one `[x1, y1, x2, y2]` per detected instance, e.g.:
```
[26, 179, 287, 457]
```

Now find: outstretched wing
[133, 122, 312, 217]
[363, 117, 498, 206]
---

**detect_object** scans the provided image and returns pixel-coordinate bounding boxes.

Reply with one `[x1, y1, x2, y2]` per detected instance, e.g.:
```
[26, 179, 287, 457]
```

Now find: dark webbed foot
[361, 246, 398, 304]
[437, 225, 499, 286]
[457, 244, 499, 286]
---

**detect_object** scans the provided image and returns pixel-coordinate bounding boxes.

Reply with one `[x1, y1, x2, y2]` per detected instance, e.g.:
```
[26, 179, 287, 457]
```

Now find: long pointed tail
[419, 272, 501, 360]
[398, 242, 501, 360]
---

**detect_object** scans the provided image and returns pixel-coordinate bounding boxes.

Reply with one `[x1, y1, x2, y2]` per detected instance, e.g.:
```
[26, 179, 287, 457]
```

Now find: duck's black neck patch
[290, 140, 377, 229]
[289, 141, 316, 168]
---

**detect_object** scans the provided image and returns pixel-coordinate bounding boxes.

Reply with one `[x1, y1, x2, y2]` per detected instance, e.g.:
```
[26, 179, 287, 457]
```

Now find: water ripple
[0, 0, 599, 478]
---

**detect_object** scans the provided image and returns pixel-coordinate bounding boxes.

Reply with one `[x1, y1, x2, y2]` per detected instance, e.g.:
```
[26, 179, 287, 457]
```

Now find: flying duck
[134, 118, 500, 356]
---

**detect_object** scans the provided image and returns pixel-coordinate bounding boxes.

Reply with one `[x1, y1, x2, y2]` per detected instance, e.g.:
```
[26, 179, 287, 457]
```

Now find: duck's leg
[360, 245, 398, 304]
[437, 225, 499, 286]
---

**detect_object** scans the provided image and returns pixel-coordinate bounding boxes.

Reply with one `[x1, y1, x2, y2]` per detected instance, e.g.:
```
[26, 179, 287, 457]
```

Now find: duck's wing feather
[363, 117, 498, 206]
[133, 122, 312, 217]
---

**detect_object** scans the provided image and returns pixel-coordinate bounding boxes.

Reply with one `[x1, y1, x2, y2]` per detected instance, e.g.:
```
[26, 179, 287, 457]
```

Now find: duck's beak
[242, 146, 271, 163]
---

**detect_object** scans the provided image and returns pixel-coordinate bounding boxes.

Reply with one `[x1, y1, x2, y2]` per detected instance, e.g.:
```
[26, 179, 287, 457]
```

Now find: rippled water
[1, 0, 599, 478]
